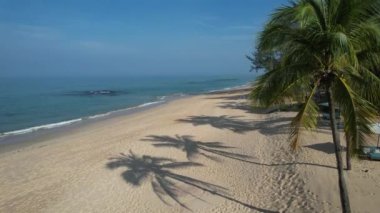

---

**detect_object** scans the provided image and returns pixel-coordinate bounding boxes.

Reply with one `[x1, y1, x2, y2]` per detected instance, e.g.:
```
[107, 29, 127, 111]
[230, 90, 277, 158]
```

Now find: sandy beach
[0, 89, 379, 213]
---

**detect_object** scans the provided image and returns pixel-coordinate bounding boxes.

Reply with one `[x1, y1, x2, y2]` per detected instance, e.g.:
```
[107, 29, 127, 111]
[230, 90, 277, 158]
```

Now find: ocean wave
[0, 118, 82, 137]
[0, 83, 248, 138]
[158, 96, 166, 100]
[137, 101, 164, 108]
[87, 100, 165, 119]
[157, 93, 187, 102]
[0, 100, 167, 138]
[87, 112, 111, 119]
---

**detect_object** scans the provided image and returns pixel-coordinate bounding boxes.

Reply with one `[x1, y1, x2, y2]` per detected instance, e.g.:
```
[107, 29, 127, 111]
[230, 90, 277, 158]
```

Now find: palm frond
[356, 47, 380, 71]
[250, 62, 316, 107]
[251, 0, 380, 154]
[305, 0, 327, 31]
[354, 67, 380, 110]
[350, 20, 380, 51]
[329, 31, 358, 68]
[332, 75, 378, 155]
[289, 80, 320, 150]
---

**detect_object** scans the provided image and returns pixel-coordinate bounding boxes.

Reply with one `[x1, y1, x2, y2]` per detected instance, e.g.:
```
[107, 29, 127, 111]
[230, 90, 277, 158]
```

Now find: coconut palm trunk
[250, 1, 380, 212]
[327, 87, 351, 213]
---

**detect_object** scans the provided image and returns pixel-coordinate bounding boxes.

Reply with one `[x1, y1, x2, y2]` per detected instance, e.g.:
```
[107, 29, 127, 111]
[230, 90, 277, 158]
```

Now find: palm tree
[250, 0, 380, 212]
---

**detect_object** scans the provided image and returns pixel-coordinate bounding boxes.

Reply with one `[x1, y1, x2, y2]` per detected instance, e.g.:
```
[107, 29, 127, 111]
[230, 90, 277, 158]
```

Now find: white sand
[0, 90, 379, 212]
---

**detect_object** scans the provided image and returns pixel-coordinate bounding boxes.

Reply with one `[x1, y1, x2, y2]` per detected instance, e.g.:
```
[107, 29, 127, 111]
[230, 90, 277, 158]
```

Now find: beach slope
[0, 90, 379, 212]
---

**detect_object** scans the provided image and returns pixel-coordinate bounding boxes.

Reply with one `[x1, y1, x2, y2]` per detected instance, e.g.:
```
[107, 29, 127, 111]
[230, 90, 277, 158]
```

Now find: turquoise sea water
[0, 75, 254, 135]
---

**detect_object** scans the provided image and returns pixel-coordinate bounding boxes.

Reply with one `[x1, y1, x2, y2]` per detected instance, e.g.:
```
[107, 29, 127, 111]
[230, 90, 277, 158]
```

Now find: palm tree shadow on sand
[142, 135, 336, 170]
[177, 115, 292, 135]
[106, 151, 277, 212]
[177, 115, 255, 133]
[142, 135, 252, 161]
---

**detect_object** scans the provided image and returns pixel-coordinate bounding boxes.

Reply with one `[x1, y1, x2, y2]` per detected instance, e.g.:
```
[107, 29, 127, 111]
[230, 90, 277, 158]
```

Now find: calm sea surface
[0, 74, 254, 135]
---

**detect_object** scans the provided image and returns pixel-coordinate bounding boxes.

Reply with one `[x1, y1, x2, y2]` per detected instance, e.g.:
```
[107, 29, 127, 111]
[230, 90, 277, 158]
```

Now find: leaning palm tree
[250, 0, 380, 212]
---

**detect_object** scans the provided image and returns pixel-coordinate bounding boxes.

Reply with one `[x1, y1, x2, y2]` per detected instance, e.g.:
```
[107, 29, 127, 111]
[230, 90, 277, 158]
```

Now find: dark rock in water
[63, 90, 127, 97]
[4, 112, 19, 117]
[86, 90, 116, 95]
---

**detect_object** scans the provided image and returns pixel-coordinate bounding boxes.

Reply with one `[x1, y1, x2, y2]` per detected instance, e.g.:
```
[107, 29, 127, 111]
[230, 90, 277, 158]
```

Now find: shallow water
[0, 74, 254, 134]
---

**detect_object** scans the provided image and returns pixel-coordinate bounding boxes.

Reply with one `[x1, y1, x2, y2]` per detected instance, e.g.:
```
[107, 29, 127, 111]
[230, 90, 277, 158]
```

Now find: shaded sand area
[0, 89, 379, 212]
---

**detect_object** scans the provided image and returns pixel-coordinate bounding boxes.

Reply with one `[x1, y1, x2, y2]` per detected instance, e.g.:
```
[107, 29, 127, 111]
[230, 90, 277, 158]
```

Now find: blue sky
[0, 0, 286, 77]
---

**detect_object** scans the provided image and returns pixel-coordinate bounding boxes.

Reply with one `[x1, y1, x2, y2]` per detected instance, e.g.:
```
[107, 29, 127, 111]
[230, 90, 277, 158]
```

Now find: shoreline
[0, 96, 179, 154]
[0, 84, 250, 154]
[0, 83, 251, 138]
[0, 100, 168, 154]
[0, 86, 379, 212]
[0, 96, 172, 138]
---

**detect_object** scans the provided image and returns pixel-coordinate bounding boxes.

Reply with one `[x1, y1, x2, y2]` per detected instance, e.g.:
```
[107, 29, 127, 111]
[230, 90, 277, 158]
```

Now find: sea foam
[0, 100, 166, 138]
[1, 118, 82, 137]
